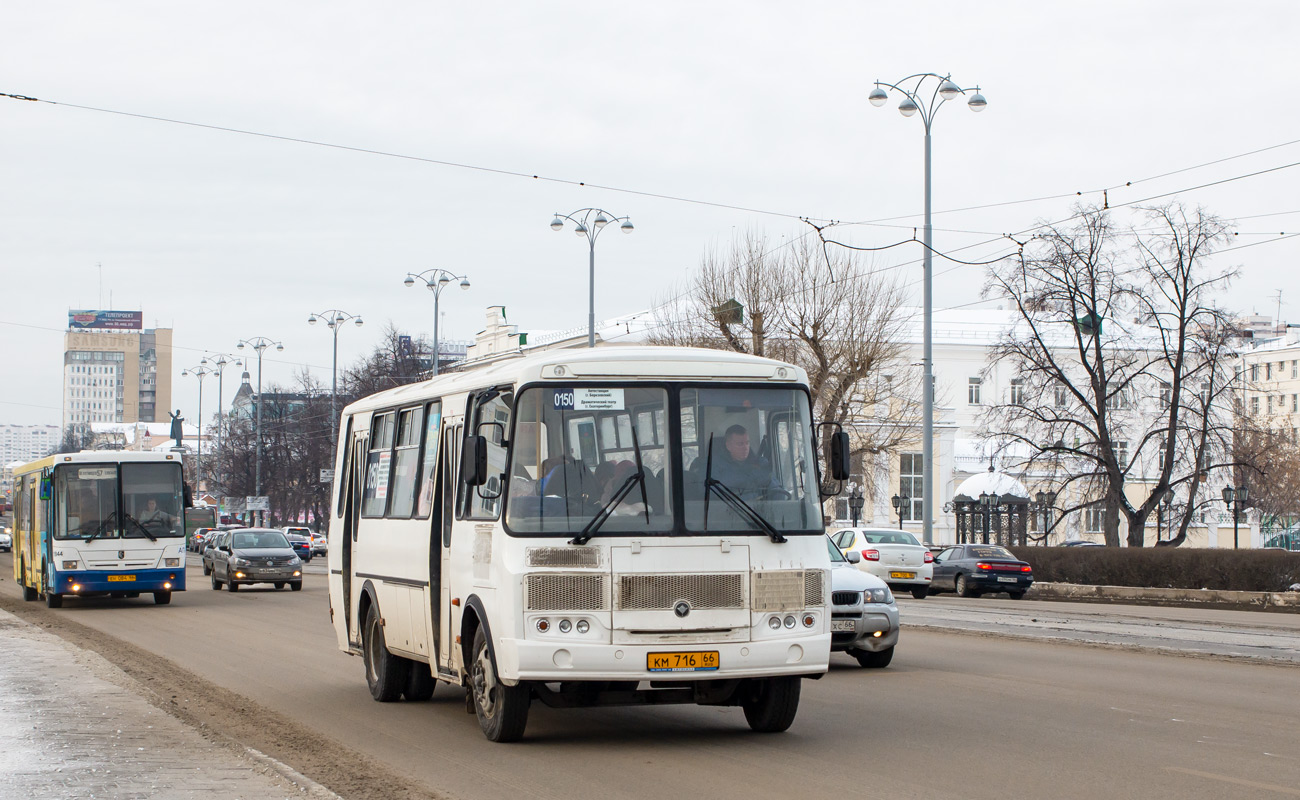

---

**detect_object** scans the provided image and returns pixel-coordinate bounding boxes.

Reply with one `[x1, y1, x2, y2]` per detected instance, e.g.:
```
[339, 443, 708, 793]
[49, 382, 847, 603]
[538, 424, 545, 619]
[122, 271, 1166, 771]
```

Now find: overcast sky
[4, 1, 1299, 429]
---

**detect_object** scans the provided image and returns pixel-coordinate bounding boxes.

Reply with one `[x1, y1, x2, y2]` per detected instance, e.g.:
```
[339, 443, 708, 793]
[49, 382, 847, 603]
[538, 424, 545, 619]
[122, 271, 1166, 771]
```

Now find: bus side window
[416, 401, 443, 519]
[445, 425, 461, 544]
[335, 416, 352, 518]
[464, 392, 511, 521]
[361, 412, 396, 518]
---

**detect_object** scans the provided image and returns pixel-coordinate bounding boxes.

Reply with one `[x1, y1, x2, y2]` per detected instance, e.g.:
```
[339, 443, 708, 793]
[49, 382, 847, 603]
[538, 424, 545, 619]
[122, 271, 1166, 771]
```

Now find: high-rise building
[62, 310, 172, 428]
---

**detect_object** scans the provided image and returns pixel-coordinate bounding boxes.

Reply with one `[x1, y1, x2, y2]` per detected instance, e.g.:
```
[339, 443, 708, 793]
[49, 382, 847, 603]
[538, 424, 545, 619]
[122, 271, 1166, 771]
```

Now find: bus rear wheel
[45, 592, 64, 609]
[741, 676, 801, 733]
[470, 626, 529, 742]
[364, 603, 407, 702]
[153, 591, 171, 605]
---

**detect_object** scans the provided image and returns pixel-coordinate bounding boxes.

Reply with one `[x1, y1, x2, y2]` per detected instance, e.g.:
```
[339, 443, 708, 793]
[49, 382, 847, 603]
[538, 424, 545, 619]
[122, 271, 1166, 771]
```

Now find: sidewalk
[0, 608, 339, 800]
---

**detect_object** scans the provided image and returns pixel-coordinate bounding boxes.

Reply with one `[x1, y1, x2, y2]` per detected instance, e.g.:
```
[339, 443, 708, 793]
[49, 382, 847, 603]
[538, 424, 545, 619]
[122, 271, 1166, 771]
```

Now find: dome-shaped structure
[954, 464, 1029, 501]
[951, 465, 1032, 546]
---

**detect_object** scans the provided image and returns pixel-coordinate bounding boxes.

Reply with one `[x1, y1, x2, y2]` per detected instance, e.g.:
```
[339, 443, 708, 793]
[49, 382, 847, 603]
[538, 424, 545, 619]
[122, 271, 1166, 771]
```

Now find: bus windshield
[504, 384, 821, 536]
[53, 461, 185, 540]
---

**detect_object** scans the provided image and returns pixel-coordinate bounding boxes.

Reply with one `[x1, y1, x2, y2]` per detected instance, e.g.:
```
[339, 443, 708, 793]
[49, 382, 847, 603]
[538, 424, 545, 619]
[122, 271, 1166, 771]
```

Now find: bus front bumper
[498, 634, 831, 683]
[55, 569, 186, 594]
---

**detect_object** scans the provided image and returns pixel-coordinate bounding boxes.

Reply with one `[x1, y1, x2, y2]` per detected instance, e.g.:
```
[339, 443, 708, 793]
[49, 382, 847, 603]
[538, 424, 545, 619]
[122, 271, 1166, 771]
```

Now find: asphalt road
[2, 552, 1298, 800]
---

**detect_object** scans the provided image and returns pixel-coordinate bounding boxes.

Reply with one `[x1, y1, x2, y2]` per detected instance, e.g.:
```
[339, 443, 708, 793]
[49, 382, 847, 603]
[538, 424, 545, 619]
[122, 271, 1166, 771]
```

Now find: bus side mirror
[830, 431, 851, 481]
[183, 482, 194, 509]
[462, 435, 489, 487]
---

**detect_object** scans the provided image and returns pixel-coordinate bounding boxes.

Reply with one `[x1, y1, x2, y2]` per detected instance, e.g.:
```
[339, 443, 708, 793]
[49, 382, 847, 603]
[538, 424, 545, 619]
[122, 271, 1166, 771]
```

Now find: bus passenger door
[343, 429, 367, 646]
[438, 425, 461, 674]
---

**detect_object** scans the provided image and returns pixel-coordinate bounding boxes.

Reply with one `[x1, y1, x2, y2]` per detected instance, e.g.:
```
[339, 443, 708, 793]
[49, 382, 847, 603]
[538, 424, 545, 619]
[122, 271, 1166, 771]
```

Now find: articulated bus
[327, 346, 850, 741]
[12, 451, 189, 607]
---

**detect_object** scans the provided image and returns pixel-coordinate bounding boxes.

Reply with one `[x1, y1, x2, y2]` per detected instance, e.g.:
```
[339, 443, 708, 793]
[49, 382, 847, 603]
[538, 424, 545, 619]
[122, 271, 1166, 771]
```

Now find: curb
[1030, 581, 1300, 609]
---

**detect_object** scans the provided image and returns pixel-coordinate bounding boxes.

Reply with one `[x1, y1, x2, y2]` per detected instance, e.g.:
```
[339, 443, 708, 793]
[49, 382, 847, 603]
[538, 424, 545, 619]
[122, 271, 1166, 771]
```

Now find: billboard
[68, 310, 143, 330]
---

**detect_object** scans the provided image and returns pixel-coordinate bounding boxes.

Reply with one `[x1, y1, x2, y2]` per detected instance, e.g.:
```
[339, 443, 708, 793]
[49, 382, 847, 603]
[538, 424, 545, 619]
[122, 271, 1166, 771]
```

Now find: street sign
[320, 469, 335, 483]
[245, 496, 270, 511]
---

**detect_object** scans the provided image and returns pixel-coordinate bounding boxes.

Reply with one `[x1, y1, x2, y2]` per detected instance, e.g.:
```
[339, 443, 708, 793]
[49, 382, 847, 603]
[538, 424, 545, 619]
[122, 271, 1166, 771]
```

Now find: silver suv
[827, 536, 900, 668]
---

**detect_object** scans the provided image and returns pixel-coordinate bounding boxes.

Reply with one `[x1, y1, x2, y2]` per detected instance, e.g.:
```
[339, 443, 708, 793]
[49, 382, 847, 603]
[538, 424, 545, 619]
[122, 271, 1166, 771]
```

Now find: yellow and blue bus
[12, 450, 189, 607]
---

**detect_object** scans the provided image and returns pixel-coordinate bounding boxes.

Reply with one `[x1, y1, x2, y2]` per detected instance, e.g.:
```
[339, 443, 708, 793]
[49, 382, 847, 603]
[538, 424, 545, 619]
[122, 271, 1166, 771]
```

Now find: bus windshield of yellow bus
[54, 462, 185, 540]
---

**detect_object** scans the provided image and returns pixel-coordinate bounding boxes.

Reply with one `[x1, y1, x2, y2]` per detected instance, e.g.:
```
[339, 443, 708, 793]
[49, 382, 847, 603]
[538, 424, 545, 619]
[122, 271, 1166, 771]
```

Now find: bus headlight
[783, 615, 797, 629]
[768, 616, 782, 630]
[165, 558, 180, 567]
[62, 560, 79, 570]
[558, 619, 572, 633]
[575, 619, 590, 634]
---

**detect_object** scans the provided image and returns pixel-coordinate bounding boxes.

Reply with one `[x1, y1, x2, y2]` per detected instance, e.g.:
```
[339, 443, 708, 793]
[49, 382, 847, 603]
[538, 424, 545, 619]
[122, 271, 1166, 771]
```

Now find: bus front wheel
[45, 592, 63, 609]
[153, 591, 171, 605]
[741, 677, 801, 733]
[363, 603, 407, 702]
[470, 626, 529, 742]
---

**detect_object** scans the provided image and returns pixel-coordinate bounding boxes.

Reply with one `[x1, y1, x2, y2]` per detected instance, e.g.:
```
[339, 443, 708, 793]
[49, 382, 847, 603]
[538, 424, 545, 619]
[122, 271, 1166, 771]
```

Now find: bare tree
[340, 322, 432, 400]
[52, 423, 96, 455]
[983, 203, 1241, 546]
[651, 230, 917, 498]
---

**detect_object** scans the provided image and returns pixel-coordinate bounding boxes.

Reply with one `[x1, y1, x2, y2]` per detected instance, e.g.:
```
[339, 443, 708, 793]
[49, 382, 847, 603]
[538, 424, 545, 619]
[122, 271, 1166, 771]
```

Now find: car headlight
[867, 587, 894, 604]
[290, 556, 302, 565]
[230, 557, 250, 566]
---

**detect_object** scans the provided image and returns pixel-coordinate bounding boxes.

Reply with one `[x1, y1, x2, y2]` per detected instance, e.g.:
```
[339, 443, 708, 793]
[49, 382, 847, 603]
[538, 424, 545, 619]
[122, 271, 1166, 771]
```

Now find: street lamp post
[849, 486, 865, 527]
[308, 309, 364, 443]
[180, 364, 213, 492]
[236, 336, 284, 523]
[204, 352, 241, 465]
[1157, 488, 1175, 543]
[890, 493, 910, 528]
[403, 270, 469, 376]
[978, 491, 1000, 544]
[869, 73, 986, 547]
[1221, 484, 1248, 550]
[549, 208, 634, 348]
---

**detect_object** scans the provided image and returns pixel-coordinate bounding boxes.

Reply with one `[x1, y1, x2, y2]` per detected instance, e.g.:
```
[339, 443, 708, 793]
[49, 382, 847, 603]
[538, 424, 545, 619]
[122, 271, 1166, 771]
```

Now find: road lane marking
[1165, 766, 1300, 796]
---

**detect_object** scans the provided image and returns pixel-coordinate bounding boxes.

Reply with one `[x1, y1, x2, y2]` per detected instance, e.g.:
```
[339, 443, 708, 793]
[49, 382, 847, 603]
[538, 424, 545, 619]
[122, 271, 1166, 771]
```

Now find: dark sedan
[929, 543, 1033, 599]
[210, 528, 303, 591]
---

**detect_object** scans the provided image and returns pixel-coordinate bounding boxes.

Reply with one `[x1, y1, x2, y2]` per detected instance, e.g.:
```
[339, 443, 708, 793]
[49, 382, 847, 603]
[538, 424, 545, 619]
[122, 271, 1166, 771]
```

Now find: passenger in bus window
[704, 424, 780, 500]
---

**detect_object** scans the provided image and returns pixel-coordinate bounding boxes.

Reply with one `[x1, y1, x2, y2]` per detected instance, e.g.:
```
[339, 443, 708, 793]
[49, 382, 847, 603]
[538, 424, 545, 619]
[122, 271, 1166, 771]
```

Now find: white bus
[326, 346, 850, 741]
[13, 450, 190, 607]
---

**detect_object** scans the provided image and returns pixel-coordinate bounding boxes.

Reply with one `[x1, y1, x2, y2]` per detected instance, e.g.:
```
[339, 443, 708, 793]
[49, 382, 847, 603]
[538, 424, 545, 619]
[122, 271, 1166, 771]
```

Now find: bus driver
[709, 424, 780, 500]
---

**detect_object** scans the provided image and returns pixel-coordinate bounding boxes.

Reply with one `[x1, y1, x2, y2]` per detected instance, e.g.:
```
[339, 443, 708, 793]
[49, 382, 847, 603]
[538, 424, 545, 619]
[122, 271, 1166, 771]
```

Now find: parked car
[830, 527, 933, 599]
[929, 543, 1034, 599]
[0, 527, 11, 553]
[202, 531, 228, 575]
[282, 531, 313, 562]
[1061, 539, 1104, 547]
[284, 526, 327, 555]
[827, 536, 899, 668]
[210, 528, 303, 591]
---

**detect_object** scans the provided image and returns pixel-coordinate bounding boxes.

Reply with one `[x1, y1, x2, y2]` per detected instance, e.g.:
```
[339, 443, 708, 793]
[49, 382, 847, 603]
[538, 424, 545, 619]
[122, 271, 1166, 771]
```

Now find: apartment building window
[1010, 378, 1026, 406]
[1267, 363, 1273, 380]
[1293, 394, 1298, 413]
[899, 453, 923, 522]
[1159, 381, 1171, 408]
[1084, 505, 1103, 535]
[1293, 360, 1298, 379]
[1268, 395, 1274, 413]
[968, 377, 982, 405]
[1055, 386, 1069, 408]
[1115, 441, 1129, 470]
[1251, 396, 1260, 415]
[1251, 364, 1259, 381]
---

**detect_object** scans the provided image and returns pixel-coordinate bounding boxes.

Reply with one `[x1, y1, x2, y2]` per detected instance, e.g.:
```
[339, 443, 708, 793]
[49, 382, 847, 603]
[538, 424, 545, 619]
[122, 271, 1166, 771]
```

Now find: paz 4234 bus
[12, 450, 190, 607]
[327, 346, 850, 741]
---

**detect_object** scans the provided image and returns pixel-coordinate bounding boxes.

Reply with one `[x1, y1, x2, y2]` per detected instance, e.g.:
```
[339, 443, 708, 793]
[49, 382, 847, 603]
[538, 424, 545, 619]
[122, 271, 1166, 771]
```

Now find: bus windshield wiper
[84, 511, 117, 542]
[121, 513, 157, 542]
[701, 435, 786, 544]
[571, 426, 651, 546]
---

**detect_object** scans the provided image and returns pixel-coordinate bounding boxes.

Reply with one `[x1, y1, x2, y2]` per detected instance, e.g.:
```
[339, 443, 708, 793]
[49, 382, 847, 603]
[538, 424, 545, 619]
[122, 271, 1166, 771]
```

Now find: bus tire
[153, 591, 172, 605]
[405, 661, 436, 701]
[741, 676, 801, 733]
[45, 592, 64, 609]
[20, 560, 37, 601]
[470, 626, 530, 742]
[363, 603, 407, 702]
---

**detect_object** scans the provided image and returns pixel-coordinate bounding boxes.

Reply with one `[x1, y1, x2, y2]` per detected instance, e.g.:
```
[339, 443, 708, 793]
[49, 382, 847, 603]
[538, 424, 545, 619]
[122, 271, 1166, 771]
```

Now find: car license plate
[997, 576, 1018, 583]
[890, 571, 915, 580]
[107, 575, 135, 582]
[647, 651, 719, 672]
[831, 620, 855, 632]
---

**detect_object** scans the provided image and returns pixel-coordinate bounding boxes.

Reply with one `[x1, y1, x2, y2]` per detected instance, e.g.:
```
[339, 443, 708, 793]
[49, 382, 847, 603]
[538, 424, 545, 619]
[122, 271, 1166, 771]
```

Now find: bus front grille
[752, 570, 827, 611]
[525, 546, 601, 568]
[525, 573, 607, 611]
[616, 574, 745, 610]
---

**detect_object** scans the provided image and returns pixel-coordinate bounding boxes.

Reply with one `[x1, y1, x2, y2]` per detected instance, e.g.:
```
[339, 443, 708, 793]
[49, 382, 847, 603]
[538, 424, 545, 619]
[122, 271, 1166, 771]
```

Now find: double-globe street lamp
[203, 353, 241, 478]
[404, 270, 469, 376]
[549, 208, 634, 348]
[236, 336, 284, 519]
[1031, 490, 1058, 545]
[848, 485, 865, 526]
[869, 73, 986, 546]
[1222, 484, 1248, 550]
[890, 493, 911, 528]
[180, 363, 213, 492]
[308, 309, 364, 442]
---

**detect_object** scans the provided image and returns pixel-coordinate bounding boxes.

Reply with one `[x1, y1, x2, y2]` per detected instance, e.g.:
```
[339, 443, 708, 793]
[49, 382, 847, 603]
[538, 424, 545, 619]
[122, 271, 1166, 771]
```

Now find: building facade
[62, 316, 173, 428]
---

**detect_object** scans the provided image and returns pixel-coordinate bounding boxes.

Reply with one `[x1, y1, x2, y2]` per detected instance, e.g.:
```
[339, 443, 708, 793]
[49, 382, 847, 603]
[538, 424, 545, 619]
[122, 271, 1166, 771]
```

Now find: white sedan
[830, 527, 933, 599]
